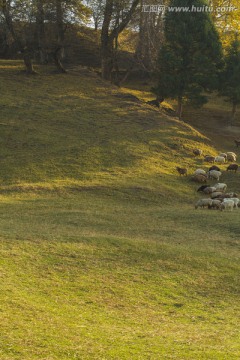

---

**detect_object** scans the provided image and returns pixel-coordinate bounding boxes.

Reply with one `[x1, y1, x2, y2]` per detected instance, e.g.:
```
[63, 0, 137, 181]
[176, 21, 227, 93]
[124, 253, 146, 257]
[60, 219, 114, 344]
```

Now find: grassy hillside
[0, 61, 239, 360]
[0, 61, 220, 195]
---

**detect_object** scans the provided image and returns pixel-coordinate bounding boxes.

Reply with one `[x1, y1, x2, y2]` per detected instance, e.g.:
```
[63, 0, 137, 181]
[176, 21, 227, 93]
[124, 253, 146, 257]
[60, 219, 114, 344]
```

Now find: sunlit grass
[0, 192, 239, 359]
[0, 61, 239, 359]
[0, 60, 220, 197]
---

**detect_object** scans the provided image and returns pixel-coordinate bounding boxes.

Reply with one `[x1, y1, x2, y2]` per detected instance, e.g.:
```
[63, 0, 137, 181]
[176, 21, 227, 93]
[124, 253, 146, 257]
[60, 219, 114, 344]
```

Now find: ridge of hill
[0, 60, 224, 201]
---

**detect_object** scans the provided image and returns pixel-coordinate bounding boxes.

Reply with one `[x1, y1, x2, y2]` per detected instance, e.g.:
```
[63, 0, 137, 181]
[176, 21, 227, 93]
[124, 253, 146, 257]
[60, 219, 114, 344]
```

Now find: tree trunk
[101, 47, 113, 80]
[36, 0, 47, 63]
[101, 0, 114, 80]
[230, 103, 237, 126]
[177, 97, 183, 119]
[2, 0, 35, 74]
[56, 0, 65, 59]
[112, 14, 120, 85]
[0, 24, 9, 57]
[136, 0, 144, 60]
[101, 0, 139, 80]
[23, 51, 36, 74]
[119, 60, 135, 85]
[53, 47, 67, 73]
[94, 20, 98, 31]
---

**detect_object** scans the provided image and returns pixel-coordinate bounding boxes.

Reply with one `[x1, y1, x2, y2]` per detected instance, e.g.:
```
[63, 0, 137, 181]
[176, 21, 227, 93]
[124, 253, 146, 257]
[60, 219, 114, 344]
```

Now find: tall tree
[154, 0, 223, 119]
[55, 0, 65, 56]
[86, 0, 106, 31]
[101, 0, 139, 81]
[219, 39, 240, 125]
[0, 8, 10, 57]
[1, 0, 36, 74]
[35, 0, 46, 63]
[0, 0, 89, 72]
[209, 0, 240, 47]
[136, 0, 166, 71]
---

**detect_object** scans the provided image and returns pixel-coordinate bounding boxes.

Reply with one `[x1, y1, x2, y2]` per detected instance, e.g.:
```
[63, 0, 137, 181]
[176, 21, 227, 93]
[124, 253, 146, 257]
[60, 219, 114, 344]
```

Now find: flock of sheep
[176, 148, 239, 211]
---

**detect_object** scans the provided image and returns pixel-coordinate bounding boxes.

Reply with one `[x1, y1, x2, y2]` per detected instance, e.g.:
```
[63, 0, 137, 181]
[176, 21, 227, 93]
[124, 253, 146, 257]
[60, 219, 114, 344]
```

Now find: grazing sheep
[195, 198, 213, 209]
[227, 164, 239, 173]
[219, 153, 227, 159]
[223, 192, 238, 198]
[214, 183, 227, 192]
[216, 193, 238, 201]
[209, 165, 221, 172]
[176, 167, 187, 176]
[194, 169, 206, 176]
[214, 156, 225, 164]
[211, 191, 224, 199]
[220, 199, 234, 211]
[232, 198, 240, 208]
[207, 170, 222, 181]
[227, 152, 237, 157]
[204, 155, 215, 163]
[227, 152, 237, 162]
[234, 139, 240, 147]
[225, 197, 240, 208]
[209, 199, 222, 210]
[193, 149, 203, 156]
[203, 186, 216, 195]
[197, 185, 211, 192]
[191, 174, 207, 183]
[227, 154, 236, 162]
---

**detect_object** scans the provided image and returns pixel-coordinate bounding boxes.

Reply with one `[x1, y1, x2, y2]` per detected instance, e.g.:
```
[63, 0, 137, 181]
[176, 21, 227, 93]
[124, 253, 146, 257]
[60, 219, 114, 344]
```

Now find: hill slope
[0, 61, 239, 360]
[0, 61, 219, 195]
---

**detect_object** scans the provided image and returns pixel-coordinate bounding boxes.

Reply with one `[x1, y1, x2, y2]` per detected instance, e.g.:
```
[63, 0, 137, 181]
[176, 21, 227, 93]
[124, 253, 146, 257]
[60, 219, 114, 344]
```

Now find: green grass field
[0, 61, 239, 359]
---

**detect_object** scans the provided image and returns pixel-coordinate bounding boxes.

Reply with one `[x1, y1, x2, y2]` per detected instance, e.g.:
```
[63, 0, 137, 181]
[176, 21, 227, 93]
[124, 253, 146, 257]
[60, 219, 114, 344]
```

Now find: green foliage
[154, 0, 223, 108]
[210, 0, 240, 47]
[219, 39, 240, 106]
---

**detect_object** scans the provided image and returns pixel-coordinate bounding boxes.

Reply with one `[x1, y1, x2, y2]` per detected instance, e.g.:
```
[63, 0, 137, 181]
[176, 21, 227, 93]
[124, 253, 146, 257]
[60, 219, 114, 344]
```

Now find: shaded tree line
[0, 0, 89, 73]
[153, 0, 240, 123]
[0, 0, 239, 123]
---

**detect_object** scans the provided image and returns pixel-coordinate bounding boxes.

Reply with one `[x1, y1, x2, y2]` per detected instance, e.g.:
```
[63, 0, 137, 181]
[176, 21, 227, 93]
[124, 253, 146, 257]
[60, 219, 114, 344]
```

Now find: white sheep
[207, 170, 222, 181]
[215, 156, 225, 163]
[195, 198, 213, 209]
[227, 152, 237, 157]
[217, 192, 238, 200]
[203, 186, 216, 194]
[210, 199, 222, 209]
[227, 152, 237, 162]
[219, 153, 227, 159]
[227, 154, 236, 162]
[227, 192, 238, 198]
[213, 183, 227, 192]
[194, 169, 207, 176]
[224, 197, 240, 208]
[211, 191, 224, 199]
[220, 199, 234, 211]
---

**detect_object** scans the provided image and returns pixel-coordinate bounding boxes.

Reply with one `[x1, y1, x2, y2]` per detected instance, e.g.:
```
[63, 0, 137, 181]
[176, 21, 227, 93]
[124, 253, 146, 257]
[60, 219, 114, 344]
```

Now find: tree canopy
[154, 0, 223, 118]
[219, 38, 240, 124]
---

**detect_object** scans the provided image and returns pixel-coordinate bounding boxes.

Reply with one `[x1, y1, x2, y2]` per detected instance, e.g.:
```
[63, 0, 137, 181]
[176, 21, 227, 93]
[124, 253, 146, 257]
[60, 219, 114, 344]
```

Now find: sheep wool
[207, 170, 222, 181]
[220, 200, 235, 211]
[215, 156, 225, 164]
[195, 199, 213, 209]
